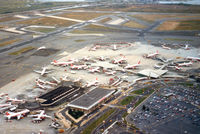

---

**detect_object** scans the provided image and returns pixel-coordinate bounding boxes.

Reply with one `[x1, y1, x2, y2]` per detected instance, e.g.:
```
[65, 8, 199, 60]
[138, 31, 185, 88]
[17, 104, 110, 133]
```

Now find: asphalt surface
[127, 82, 200, 134]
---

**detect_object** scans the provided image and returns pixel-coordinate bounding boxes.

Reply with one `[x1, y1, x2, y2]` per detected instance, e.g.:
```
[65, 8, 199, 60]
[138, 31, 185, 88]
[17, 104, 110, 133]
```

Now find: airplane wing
[17, 114, 22, 120]
[32, 117, 42, 121]
[7, 116, 11, 120]
[33, 70, 42, 74]
[28, 114, 39, 118]
[44, 70, 53, 74]
[44, 115, 52, 119]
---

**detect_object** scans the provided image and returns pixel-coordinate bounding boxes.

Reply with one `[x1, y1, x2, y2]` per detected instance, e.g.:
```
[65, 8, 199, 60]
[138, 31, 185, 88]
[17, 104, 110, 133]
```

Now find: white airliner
[36, 78, 57, 86]
[51, 60, 74, 66]
[0, 103, 12, 108]
[112, 56, 126, 64]
[183, 44, 190, 50]
[36, 81, 53, 90]
[73, 77, 82, 83]
[98, 56, 106, 61]
[162, 45, 171, 50]
[90, 46, 97, 51]
[88, 67, 100, 73]
[113, 45, 117, 51]
[6, 97, 25, 104]
[105, 70, 116, 75]
[177, 61, 193, 67]
[51, 76, 61, 84]
[71, 64, 88, 70]
[82, 56, 91, 61]
[0, 93, 8, 99]
[60, 75, 69, 81]
[174, 66, 182, 70]
[124, 61, 141, 69]
[34, 67, 52, 76]
[186, 56, 200, 61]
[0, 104, 17, 113]
[5, 109, 30, 120]
[146, 51, 159, 58]
[28, 110, 51, 121]
[168, 66, 182, 70]
[85, 78, 99, 87]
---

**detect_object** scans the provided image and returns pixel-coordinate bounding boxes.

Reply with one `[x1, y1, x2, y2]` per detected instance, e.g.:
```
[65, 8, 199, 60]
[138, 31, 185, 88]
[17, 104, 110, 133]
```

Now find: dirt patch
[131, 14, 200, 23]
[157, 19, 200, 31]
[0, 38, 21, 47]
[9, 46, 35, 55]
[157, 21, 180, 31]
[100, 17, 112, 23]
[32, 48, 59, 57]
[122, 20, 146, 29]
[0, 16, 19, 23]
[27, 27, 56, 33]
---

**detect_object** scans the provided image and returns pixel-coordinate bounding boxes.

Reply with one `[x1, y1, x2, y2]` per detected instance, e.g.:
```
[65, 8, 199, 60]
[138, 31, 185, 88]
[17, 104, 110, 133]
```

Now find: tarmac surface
[0, 2, 200, 134]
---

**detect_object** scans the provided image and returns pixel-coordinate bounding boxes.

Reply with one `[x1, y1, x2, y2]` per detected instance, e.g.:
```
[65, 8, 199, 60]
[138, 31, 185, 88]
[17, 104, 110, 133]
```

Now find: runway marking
[35, 13, 85, 23]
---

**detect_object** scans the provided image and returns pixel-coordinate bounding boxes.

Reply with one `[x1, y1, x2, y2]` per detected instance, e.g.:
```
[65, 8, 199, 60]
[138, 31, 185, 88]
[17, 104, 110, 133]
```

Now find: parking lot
[127, 81, 200, 134]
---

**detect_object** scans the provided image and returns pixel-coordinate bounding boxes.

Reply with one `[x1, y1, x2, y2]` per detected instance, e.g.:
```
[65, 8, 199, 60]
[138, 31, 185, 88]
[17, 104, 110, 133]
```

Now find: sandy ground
[3, 27, 26, 34]
[14, 15, 30, 19]
[108, 18, 125, 25]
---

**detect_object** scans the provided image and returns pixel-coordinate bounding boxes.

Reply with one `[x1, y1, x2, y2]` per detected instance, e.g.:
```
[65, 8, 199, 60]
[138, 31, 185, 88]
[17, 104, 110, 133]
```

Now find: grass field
[28, 27, 56, 33]
[9, 46, 35, 55]
[70, 24, 117, 34]
[164, 38, 193, 41]
[122, 20, 146, 29]
[17, 17, 77, 27]
[0, 39, 21, 47]
[0, 16, 19, 23]
[84, 24, 119, 32]
[59, 12, 110, 21]
[73, 4, 200, 13]
[157, 19, 200, 31]
[135, 96, 147, 107]
[81, 109, 115, 134]
[131, 88, 148, 95]
[70, 29, 103, 34]
[74, 39, 85, 42]
[0, 0, 78, 14]
[130, 14, 200, 23]
[120, 96, 135, 106]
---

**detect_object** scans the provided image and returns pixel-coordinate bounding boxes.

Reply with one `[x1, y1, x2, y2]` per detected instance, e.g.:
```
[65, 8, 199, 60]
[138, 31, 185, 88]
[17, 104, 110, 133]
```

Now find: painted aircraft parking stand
[37, 85, 84, 107]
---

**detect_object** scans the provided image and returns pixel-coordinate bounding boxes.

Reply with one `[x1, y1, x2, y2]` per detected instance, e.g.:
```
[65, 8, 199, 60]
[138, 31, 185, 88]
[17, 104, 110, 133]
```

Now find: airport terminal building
[67, 88, 115, 113]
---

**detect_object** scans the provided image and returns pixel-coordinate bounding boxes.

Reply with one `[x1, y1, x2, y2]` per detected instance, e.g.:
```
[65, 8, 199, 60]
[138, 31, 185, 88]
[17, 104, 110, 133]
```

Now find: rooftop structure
[37, 85, 84, 106]
[138, 69, 168, 78]
[68, 88, 115, 111]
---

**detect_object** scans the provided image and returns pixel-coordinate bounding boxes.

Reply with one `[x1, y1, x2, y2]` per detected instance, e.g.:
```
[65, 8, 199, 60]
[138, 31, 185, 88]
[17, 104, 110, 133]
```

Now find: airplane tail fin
[156, 50, 158, 54]
[138, 61, 141, 64]
[5, 112, 10, 115]
[53, 60, 57, 63]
